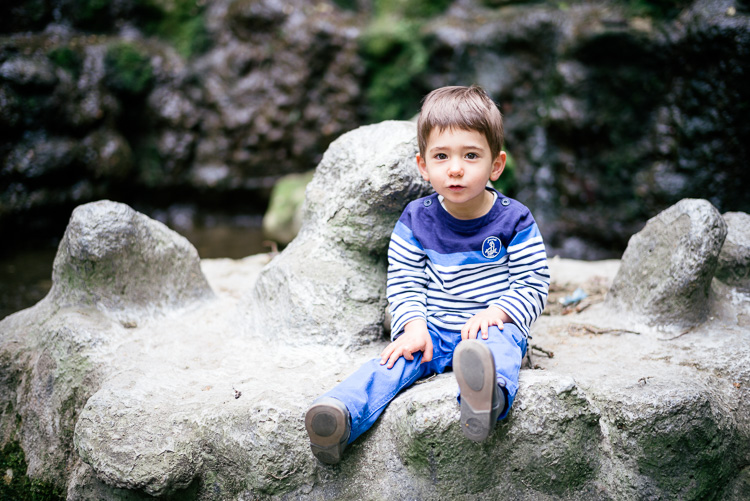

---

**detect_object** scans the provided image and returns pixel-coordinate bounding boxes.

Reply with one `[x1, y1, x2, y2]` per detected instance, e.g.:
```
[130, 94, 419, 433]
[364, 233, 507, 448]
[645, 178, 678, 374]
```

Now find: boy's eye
[435, 153, 447, 160]
[465, 152, 478, 159]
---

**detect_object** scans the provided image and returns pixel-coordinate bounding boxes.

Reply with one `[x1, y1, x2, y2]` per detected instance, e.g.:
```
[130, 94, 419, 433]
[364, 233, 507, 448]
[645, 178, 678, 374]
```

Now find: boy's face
[416, 127, 506, 220]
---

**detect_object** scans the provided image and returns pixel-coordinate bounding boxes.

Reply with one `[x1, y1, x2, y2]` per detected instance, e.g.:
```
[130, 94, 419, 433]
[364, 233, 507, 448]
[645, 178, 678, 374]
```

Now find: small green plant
[104, 42, 154, 96]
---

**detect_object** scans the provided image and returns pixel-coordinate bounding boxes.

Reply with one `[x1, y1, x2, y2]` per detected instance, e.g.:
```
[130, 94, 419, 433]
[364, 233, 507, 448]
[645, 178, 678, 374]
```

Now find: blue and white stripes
[387, 190, 550, 339]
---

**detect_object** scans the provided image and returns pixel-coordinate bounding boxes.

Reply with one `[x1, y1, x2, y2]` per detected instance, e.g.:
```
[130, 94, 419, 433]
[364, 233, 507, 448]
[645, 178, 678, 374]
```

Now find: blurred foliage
[360, 18, 428, 121]
[47, 47, 83, 79]
[492, 149, 517, 196]
[0, 442, 65, 501]
[373, 0, 454, 18]
[625, 0, 692, 18]
[134, 0, 211, 59]
[133, 138, 164, 188]
[104, 42, 154, 96]
[359, 0, 454, 122]
[66, 0, 112, 30]
[485, 0, 691, 18]
[0, 0, 53, 33]
[332, 0, 360, 11]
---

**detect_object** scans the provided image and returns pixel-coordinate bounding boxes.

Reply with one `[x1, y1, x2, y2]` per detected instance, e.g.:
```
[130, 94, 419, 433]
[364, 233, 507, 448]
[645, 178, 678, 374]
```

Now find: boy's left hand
[461, 306, 512, 340]
[380, 319, 432, 369]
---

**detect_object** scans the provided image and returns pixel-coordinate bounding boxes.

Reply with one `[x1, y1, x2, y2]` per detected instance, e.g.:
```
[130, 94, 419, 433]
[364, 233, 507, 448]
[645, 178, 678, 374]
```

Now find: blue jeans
[322, 322, 528, 444]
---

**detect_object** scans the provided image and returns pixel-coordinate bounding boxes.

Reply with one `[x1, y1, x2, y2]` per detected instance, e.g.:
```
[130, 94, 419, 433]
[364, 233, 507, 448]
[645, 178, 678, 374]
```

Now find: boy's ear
[416, 154, 430, 182]
[489, 151, 506, 182]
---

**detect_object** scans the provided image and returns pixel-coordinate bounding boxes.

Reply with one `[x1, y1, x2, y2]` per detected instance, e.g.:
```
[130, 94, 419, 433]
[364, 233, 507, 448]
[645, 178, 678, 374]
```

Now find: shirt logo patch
[482, 236, 502, 259]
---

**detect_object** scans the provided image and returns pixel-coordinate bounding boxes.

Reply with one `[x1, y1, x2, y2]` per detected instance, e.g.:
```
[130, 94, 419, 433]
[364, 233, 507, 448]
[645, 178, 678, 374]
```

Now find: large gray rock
[49, 200, 214, 323]
[716, 212, 750, 287]
[605, 198, 727, 329]
[0, 200, 215, 495]
[250, 120, 432, 347]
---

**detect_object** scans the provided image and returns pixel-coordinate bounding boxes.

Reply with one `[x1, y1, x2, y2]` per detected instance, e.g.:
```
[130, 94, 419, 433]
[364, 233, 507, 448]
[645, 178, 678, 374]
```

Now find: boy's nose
[448, 160, 463, 176]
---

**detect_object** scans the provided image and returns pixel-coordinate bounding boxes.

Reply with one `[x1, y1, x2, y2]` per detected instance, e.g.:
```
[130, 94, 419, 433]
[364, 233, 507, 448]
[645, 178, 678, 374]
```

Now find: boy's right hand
[380, 319, 433, 369]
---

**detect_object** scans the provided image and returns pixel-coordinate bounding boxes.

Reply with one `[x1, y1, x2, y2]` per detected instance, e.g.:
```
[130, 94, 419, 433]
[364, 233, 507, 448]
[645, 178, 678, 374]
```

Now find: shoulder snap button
[501, 198, 510, 206]
[423, 199, 433, 207]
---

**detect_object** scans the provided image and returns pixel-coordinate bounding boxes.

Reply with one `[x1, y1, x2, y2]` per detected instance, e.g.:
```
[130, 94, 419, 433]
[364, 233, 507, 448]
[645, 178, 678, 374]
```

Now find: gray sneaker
[305, 397, 351, 464]
[454, 339, 506, 442]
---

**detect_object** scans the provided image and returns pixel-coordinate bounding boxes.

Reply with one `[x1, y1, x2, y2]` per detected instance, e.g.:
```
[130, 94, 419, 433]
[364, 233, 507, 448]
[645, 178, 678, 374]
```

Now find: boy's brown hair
[417, 85, 504, 159]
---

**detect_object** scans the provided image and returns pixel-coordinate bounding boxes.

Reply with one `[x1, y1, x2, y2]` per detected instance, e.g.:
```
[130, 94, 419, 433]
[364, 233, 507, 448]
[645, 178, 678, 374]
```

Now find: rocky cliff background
[2, 0, 749, 258]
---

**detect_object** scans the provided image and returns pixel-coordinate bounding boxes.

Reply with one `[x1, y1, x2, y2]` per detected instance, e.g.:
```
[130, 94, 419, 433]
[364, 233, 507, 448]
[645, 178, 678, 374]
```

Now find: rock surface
[50, 200, 214, 323]
[605, 198, 727, 330]
[716, 212, 750, 287]
[250, 121, 431, 347]
[2, 124, 750, 499]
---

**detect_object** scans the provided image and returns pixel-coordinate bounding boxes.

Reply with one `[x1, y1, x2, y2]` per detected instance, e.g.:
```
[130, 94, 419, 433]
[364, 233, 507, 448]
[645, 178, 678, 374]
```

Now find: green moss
[635, 410, 736, 500]
[134, 0, 211, 59]
[104, 42, 154, 96]
[47, 47, 82, 79]
[0, 442, 65, 501]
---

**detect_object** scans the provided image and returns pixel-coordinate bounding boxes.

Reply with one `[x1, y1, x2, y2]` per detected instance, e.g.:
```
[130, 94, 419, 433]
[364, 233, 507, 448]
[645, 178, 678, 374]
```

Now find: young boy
[305, 85, 549, 464]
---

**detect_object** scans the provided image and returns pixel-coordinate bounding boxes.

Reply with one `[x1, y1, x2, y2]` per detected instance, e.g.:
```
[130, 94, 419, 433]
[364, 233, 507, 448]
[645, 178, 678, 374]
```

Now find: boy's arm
[386, 219, 430, 339]
[490, 221, 550, 335]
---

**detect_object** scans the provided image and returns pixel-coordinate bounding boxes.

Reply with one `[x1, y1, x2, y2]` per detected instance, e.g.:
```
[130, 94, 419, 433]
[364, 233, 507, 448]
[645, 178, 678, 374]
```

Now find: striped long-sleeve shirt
[386, 189, 549, 340]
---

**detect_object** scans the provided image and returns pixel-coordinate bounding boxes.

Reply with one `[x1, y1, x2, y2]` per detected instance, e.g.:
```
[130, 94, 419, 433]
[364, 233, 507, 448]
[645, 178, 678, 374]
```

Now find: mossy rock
[0, 442, 65, 501]
[134, 0, 211, 59]
[262, 171, 314, 245]
[47, 46, 83, 79]
[104, 42, 154, 97]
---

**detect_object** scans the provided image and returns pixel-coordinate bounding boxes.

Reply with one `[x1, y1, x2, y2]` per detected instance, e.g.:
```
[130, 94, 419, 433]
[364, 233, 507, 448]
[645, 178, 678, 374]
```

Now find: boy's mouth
[448, 185, 464, 192]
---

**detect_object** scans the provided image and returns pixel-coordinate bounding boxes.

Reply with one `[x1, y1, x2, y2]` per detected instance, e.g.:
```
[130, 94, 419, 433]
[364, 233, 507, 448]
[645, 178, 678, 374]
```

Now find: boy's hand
[461, 306, 512, 340]
[380, 319, 433, 369]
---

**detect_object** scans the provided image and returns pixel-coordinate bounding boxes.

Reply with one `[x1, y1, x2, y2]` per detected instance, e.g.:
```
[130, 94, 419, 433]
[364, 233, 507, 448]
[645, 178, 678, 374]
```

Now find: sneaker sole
[454, 340, 496, 442]
[305, 402, 348, 464]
